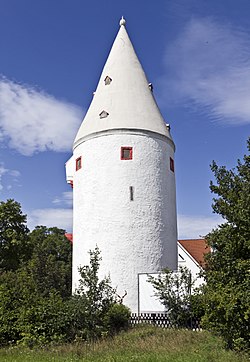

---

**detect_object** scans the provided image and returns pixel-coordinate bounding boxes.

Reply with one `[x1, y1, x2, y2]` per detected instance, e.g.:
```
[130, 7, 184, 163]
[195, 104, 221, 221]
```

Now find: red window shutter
[76, 157, 82, 171]
[121, 147, 133, 160]
[170, 157, 174, 172]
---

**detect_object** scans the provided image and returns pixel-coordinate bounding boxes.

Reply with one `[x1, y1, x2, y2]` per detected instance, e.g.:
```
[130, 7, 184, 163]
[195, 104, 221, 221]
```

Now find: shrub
[104, 303, 131, 335]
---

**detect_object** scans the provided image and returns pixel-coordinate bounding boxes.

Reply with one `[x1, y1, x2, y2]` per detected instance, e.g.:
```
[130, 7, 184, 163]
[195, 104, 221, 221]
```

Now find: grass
[0, 326, 248, 362]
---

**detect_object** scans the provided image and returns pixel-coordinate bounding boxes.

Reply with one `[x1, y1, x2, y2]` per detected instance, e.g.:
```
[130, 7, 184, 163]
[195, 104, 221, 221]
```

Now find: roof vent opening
[104, 76, 112, 85]
[148, 83, 153, 91]
[99, 110, 109, 119]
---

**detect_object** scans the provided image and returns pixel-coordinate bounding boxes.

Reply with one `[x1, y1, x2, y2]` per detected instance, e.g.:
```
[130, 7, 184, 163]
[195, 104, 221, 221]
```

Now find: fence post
[152, 313, 156, 325]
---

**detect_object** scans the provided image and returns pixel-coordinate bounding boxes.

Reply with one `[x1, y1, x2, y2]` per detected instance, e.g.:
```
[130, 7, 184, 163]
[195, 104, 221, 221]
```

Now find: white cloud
[28, 208, 73, 232]
[52, 191, 73, 207]
[177, 214, 222, 239]
[0, 77, 83, 155]
[0, 164, 8, 191]
[0, 162, 20, 191]
[161, 17, 250, 125]
[27, 208, 221, 239]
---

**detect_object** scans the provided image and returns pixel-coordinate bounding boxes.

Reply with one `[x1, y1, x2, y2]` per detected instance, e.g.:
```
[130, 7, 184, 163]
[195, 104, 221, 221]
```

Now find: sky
[0, 0, 249, 239]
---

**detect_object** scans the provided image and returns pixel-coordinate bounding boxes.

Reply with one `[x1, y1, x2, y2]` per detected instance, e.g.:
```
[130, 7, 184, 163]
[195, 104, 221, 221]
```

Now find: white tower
[66, 18, 177, 313]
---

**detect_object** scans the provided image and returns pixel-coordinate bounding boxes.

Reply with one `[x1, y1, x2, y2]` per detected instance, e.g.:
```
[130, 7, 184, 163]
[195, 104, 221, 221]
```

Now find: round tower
[66, 18, 177, 313]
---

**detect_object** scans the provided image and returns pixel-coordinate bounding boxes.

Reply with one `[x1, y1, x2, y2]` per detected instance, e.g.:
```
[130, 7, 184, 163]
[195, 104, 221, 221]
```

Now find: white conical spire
[74, 17, 172, 149]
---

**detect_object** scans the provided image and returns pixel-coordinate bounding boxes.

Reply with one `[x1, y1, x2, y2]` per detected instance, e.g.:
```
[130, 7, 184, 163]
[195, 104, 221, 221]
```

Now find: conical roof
[74, 17, 173, 149]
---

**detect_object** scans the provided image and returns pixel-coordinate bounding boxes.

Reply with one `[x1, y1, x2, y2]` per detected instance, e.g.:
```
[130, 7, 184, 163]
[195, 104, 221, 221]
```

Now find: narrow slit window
[76, 157, 82, 171]
[121, 147, 133, 160]
[170, 157, 174, 172]
[129, 186, 134, 201]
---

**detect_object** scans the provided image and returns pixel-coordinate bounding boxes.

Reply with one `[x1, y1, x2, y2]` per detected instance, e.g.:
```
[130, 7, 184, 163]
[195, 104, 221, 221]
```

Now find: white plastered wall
[178, 243, 205, 290]
[65, 155, 74, 185]
[72, 132, 177, 313]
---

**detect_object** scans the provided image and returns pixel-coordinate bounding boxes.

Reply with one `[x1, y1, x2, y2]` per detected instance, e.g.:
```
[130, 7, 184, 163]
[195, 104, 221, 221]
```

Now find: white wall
[178, 243, 205, 289]
[138, 273, 166, 313]
[70, 131, 177, 313]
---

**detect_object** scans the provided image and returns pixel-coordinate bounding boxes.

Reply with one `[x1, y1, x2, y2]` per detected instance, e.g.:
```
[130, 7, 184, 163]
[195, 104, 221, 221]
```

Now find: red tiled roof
[65, 233, 73, 243]
[178, 239, 210, 268]
[65, 233, 210, 268]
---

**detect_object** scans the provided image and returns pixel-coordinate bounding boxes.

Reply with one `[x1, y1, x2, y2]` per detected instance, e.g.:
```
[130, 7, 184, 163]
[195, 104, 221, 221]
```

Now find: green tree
[148, 267, 201, 327]
[203, 138, 250, 351]
[0, 244, 130, 346]
[69, 247, 118, 340]
[0, 199, 30, 271]
[0, 268, 71, 346]
[0, 198, 130, 346]
[28, 226, 72, 298]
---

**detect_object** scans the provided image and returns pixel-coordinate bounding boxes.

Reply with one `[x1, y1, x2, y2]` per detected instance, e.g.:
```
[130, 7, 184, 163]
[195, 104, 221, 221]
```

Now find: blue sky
[0, 0, 249, 238]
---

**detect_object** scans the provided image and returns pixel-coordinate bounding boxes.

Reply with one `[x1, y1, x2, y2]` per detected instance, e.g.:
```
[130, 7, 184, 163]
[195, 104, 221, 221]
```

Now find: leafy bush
[0, 200, 130, 346]
[104, 303, 131, 335]
[0, 244, 131, 346]
[148, 267, 202, 327]
[68, 247, 130, 340]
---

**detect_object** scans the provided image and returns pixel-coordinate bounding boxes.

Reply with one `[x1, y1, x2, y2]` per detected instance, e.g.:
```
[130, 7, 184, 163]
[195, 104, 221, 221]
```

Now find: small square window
[121, 147, 133, 160]
[76, 157, 82, 171]
[170, 157, 174, 172]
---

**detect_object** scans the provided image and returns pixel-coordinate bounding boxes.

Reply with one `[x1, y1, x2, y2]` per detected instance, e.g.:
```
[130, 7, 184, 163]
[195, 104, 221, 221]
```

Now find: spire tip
[119, 16, 126, 26]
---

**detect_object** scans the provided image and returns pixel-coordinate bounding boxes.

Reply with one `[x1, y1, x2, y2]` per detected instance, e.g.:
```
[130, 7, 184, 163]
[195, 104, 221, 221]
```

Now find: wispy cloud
[28, 208, 73, 232]
[177, 214, 222, 239]
[161, 17, 250, 125]
[27, 209, 221, 239]
[0, 77, 83, 155]
[0, 162, 20, 191]
[52, 191, 73, 207]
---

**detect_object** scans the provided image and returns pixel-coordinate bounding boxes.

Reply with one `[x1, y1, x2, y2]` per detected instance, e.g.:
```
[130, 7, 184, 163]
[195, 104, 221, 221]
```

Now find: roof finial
[119, 16, 126, 27]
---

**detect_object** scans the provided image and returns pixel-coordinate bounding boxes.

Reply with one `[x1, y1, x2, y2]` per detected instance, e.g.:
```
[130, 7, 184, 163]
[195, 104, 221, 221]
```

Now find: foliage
[203, 138, 250, 351]
[76, 247, 115, 312]
[0, 199, 30, 271]
[104, 303, 131, 335]
[0, 200, 130, 346]
[0, 267, 72, 347]
[68, 247, 130, 340]
[0, 239, 130, 346]
[28, 226, 72, 298]
[148, 267, 202, 327]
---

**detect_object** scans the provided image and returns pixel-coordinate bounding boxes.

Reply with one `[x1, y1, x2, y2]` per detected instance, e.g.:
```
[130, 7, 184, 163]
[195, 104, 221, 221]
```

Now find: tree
[148, 267, 202, 327]
[0, 268, 71, 346]
[69, 247, 118, 340]
[28, 226, 72, 298]
[0, 199, 30, 271]
[0, 198, 130, 345]
[203, 138, 250, 351]
[0, 244, 130, 346]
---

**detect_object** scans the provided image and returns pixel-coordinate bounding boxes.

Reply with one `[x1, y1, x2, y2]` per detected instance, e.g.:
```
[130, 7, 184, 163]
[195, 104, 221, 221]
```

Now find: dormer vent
[99, 110, 109, 119]
[104, 76, 112, 85]
[73, 17, 174, 148]
[148, 83, 153, 91]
